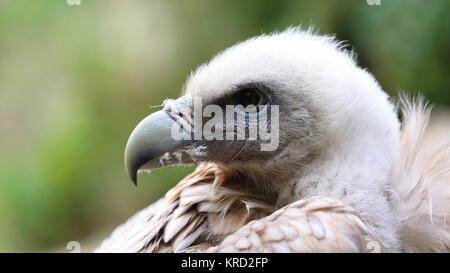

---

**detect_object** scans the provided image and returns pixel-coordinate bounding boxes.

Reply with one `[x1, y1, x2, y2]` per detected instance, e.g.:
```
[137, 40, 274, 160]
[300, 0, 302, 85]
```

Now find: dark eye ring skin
[213, 84, 272, 111]
[232, 88, 268, 108]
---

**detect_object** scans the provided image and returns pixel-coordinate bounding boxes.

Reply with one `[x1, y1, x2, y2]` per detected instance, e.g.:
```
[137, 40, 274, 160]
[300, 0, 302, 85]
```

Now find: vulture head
[125, 28, 399, 206]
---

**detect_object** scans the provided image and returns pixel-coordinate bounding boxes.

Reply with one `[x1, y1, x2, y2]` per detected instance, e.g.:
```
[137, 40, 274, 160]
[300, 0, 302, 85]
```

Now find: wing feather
[206, 197, 381, 253]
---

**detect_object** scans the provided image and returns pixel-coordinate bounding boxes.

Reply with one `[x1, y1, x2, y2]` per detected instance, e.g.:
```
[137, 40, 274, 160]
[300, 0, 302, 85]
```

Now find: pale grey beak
[124, 110, 187, 185]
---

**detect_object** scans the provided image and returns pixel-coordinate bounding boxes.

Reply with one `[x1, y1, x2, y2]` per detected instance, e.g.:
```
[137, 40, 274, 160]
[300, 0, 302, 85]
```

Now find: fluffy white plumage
[96, 28, 449, 253]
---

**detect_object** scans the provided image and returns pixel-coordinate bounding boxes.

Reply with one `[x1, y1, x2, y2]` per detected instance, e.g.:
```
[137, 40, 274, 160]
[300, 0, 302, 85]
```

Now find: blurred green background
[0, 0, 448, 252]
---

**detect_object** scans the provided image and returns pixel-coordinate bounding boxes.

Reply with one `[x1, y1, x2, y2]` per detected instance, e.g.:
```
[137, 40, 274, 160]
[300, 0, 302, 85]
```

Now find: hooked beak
[124, 110, 188, 185]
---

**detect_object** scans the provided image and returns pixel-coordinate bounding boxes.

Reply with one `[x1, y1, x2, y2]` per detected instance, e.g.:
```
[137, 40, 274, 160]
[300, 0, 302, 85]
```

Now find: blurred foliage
[0, 0, 448, 252]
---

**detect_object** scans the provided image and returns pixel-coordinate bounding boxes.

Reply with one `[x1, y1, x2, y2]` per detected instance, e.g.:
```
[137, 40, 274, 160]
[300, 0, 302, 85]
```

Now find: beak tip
[124, 110, 183, 187]
[125, 157, 138, 186]
[130, 171, 138, 186]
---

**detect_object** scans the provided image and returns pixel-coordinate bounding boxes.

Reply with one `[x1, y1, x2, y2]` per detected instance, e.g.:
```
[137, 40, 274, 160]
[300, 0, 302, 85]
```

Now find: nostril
[164, 104, 172, 112]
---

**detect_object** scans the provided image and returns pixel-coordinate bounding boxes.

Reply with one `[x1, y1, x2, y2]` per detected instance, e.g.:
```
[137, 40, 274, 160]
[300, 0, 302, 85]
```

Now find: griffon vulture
[95, 28, 449, 253]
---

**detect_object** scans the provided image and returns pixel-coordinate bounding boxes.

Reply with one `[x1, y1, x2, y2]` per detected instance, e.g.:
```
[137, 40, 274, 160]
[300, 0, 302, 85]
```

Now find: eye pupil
[239, 89, 260, 107]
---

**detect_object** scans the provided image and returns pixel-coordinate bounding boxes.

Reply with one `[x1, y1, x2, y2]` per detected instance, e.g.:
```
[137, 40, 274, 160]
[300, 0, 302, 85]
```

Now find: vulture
[96, 28, 449, 253]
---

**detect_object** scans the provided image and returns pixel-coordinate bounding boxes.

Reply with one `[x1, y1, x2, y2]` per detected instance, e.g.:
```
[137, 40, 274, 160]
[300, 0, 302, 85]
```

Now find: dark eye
[236, 88, 264, 107]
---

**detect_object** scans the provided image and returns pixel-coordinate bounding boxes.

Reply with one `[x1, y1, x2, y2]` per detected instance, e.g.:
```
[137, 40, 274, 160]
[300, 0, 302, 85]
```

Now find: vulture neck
[293, 131, 396, 203]
[277, 100, 401, 209]
[229, 119, 399, 209]
[291, 115, 401, 252]
[275, 107, 401, 251]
